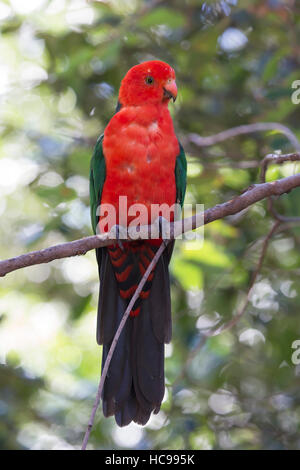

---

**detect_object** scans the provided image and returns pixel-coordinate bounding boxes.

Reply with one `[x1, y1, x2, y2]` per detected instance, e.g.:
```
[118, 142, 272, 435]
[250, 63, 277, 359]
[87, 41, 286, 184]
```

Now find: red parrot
[89, 60, 187, 426]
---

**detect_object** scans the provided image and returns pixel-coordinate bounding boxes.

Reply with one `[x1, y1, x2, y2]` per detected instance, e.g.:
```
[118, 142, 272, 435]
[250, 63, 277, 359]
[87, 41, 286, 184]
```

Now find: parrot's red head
[118, 60, 177, 107]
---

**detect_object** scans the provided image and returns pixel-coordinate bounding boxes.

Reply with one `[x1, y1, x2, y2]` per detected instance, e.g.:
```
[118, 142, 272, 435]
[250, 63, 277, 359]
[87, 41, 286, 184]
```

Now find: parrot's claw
[157, 216, 171, 241]
[110, 224, 127, 251]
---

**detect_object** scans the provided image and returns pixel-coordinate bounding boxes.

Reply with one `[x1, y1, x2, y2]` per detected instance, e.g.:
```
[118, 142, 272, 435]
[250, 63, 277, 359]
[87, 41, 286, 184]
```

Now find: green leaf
[139, 7, 185, 29]
[219, 167, 250, 190]
[172, 258, 203, 289]
[182, 240, 233, 268]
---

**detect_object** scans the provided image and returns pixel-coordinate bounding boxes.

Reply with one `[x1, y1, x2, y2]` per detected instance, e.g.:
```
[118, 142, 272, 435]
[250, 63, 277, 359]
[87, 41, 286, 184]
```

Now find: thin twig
[260, 152, 300, 223]
[200, 153, 300, 336]
[171, 221, 281, 389]
[260, 152, 300, 182]
[188, 123, 300, 150]
[81, 241, 167, 450]
[205, 220, 281, 337]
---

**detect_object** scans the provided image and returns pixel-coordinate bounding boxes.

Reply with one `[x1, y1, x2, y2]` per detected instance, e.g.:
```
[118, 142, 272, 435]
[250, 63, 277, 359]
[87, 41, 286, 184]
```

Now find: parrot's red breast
[101, 103, 179, 224]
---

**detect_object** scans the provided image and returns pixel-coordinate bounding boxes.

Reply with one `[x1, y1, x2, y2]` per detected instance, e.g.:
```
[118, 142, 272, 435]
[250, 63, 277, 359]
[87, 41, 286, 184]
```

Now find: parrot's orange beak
[163, 79, 177, 102]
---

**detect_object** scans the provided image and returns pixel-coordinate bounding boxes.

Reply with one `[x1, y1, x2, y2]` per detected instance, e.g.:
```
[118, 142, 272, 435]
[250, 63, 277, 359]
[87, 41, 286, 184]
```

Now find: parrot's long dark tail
[96, 245, 172, 426]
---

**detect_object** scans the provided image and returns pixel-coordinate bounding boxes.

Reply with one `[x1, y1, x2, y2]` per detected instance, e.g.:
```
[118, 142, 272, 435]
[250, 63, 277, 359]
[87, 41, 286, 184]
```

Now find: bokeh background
[1, 0, 300, 450]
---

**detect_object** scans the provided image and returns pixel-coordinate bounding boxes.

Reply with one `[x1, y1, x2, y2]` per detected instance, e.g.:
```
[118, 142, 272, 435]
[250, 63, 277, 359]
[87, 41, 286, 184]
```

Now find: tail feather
[115, 388, 137, 427]
[96, 249, 125, 345]
[135, 307, 165, 406]
[96, 245, 171, 426]
[148, 251, 172, 344]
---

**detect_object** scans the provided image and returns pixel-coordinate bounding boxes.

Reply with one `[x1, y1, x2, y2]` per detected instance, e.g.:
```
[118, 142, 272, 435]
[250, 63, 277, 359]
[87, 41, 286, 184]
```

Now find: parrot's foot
[110, 224, 127, 251]
[157, 216, 171, 242]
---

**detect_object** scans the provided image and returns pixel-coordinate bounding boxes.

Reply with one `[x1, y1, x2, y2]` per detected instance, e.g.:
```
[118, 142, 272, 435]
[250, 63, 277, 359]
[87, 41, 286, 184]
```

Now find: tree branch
[1, 166, 300, 278]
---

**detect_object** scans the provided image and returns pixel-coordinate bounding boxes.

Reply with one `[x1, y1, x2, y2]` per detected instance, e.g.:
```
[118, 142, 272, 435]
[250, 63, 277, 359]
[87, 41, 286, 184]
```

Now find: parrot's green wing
[175, 141, 187, 207]
[89, 134, 106, 234]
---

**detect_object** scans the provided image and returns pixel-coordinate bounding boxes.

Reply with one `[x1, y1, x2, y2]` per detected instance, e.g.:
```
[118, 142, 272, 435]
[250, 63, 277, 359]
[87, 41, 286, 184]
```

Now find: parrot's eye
[145, 76, 154, 85]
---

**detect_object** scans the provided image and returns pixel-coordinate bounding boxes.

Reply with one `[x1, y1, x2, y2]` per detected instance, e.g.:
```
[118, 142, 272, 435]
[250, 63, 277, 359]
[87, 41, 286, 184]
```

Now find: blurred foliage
[0, 0, 300, 450]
